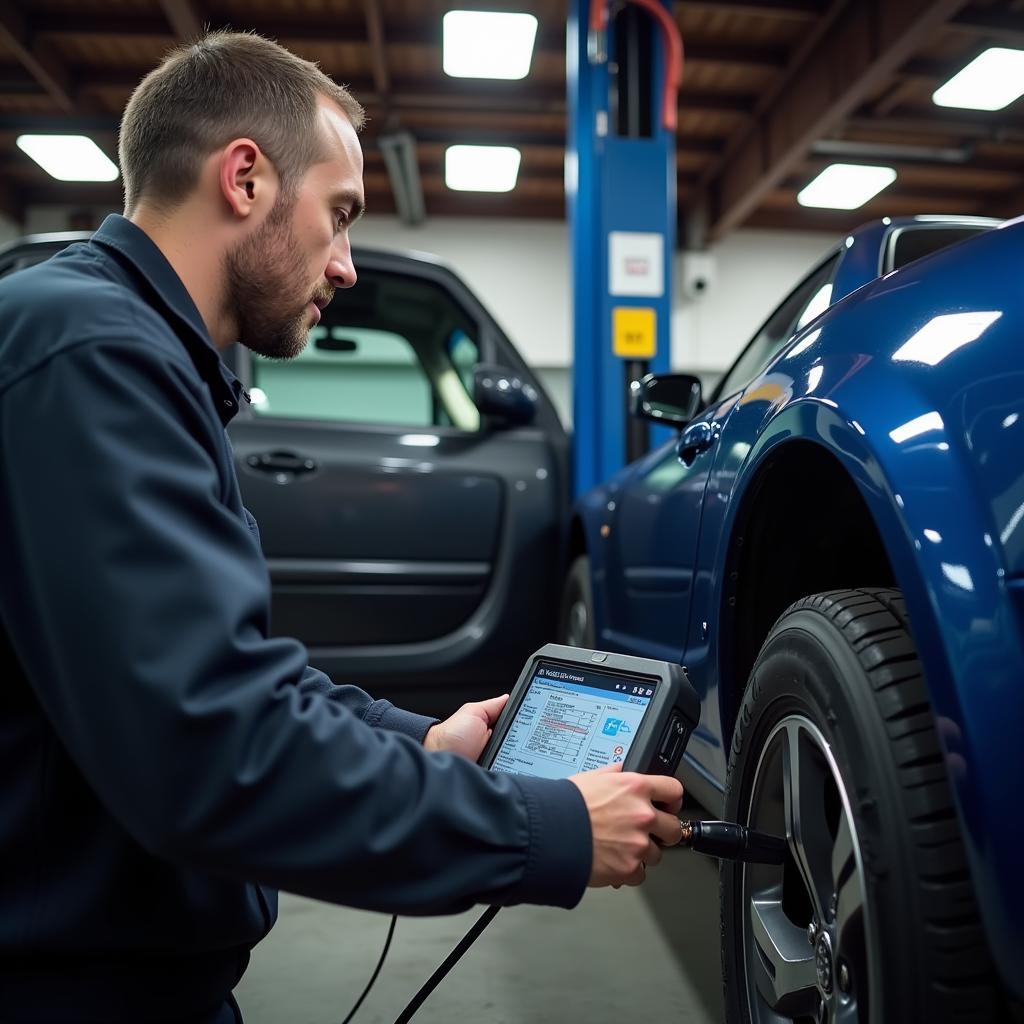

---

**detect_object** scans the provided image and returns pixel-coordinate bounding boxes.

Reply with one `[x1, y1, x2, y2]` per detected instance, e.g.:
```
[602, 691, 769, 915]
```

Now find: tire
[557, 554, 595, 648]
[721, 588, 997, 1024]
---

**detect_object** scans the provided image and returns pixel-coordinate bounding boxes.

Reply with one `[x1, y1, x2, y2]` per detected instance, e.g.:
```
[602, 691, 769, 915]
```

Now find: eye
[334, 209, 349, 232]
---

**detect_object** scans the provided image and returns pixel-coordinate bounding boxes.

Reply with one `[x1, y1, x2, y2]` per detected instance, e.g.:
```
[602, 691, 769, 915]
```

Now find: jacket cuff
[508, 776, 592, 909]
[366, 700, 438, 743]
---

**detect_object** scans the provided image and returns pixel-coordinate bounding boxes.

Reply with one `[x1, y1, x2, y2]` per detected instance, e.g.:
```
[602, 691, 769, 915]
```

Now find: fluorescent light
[892, 311, 1002, 366]
[16, 134, 118, 182]
[889, 411, 944, 445]
[933, 48, 1024, 111]
[443, 11, 538, 80]
[445, 145, 521, 192]
[797, 164, 896, 210]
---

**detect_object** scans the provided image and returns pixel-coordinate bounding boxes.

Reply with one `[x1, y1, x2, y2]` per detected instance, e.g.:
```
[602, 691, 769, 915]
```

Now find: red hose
[588, 0, 685, 133]
[626, 0, 684, 132]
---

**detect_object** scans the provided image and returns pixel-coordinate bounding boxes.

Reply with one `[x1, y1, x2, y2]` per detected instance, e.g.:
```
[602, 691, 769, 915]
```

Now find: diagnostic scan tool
[478, 644, 700, 779]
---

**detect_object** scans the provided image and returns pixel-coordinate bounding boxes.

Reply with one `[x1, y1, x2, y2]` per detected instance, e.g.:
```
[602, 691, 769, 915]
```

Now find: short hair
[118, 30, 365, 214]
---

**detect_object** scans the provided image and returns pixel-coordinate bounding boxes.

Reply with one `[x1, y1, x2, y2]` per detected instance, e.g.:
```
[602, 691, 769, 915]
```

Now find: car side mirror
[474, 365, 538, 427]
[629, 373, 702, 427]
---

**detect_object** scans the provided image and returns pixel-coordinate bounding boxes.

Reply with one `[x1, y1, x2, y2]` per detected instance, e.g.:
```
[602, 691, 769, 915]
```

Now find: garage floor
[235, 838, 725, 1023]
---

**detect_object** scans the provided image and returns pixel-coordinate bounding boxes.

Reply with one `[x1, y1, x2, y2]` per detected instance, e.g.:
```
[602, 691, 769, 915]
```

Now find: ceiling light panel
[16, 135, 119, 182]
[445, 145, 522, 192]
[933, 47, 1024, 111]
[443, 11, 538, 80]
[797, 163, 896, 210]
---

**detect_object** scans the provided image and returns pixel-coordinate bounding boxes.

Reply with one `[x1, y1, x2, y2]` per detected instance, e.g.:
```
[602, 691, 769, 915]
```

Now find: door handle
[677, 421, 719, 467]
[245, 451, 317, 479]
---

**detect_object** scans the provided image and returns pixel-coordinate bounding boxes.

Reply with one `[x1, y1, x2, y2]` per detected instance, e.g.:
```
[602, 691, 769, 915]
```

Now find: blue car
[563, 216, 1023, 1022]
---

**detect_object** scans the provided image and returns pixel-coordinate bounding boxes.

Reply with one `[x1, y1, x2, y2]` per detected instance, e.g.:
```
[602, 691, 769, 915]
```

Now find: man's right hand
[568, 762, 685, 887]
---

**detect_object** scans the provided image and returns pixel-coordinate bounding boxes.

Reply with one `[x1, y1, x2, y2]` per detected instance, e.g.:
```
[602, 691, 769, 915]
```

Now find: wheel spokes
[781, 721, 832, 925]
[750, 897, 820, 1016]
[831, 809, 864, 948]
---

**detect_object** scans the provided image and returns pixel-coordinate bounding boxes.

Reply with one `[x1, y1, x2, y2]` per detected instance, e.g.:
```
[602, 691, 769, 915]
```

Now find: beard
[223, 194, 333, 360]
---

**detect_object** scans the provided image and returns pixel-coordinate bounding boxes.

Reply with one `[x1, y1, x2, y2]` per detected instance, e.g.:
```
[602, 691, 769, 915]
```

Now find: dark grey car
[1, 234, 569, 713]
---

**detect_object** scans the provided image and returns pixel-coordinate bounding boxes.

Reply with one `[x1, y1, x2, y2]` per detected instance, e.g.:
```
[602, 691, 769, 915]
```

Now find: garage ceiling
[0, 0, 1022, 239]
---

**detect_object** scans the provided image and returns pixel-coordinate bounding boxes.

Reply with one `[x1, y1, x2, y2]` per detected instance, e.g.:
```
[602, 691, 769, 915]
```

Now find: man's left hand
[423, 694, 510, 761]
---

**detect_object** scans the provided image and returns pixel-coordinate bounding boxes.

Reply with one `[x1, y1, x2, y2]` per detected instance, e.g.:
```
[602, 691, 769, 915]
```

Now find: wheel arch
[711, 400, 1024, 996]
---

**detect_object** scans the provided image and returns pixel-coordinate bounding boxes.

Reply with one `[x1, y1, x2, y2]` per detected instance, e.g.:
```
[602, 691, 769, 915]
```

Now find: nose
[326, 237, 357, 290]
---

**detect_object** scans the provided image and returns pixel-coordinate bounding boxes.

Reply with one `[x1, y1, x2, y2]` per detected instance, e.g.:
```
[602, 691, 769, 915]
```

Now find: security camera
[680, 250, 716, 300]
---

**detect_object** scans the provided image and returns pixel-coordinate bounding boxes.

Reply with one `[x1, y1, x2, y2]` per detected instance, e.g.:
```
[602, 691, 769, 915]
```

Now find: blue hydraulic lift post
[567, 0, 677, 498]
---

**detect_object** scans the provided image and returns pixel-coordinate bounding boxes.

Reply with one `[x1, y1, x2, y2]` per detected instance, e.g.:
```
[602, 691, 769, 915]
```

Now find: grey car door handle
[246, 451, 317, 476]
[677, 421, 718, 467]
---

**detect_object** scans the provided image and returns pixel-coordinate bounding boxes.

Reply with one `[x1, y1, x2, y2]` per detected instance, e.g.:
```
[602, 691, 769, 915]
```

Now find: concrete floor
[235, 840, 725, 1024]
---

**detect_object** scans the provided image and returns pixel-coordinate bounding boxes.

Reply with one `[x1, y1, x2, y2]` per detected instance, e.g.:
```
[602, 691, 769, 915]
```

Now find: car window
[885, 225, 991, 273]
[249, 269, 481, 431]
[715, 253, 840, 400]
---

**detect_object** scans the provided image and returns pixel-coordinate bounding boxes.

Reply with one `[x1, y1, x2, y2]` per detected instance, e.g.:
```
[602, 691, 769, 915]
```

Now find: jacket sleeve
[293, 663, 439, 743]
[0, 336, 591, 915]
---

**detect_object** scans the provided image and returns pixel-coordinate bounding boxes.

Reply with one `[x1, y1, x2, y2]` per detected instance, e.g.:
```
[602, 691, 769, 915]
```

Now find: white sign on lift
[609, 231, 664, 297]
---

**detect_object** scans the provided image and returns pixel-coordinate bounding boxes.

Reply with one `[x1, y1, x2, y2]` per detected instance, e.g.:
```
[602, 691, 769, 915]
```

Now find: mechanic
[0, 30, 685, 1024]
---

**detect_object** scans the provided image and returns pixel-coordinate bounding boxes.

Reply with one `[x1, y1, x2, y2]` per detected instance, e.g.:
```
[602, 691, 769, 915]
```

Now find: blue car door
[606, 256, 840, 666]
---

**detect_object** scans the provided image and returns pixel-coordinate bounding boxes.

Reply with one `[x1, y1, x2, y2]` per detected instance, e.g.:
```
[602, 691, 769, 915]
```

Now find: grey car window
[249, 269, 482, 431]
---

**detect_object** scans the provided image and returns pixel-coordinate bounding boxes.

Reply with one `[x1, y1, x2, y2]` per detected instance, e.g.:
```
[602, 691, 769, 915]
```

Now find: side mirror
[474, 365, 538, 427]
[629, 373, 702, 427]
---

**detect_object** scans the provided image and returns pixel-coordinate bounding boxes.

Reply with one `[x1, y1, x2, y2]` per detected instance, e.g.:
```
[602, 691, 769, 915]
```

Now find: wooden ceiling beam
[361, 0, 390, 105]
[672, 0, 823, 19]
[846, 111, 1024, 142]
[698, 0, 972, 240]
[0, 0, 78, 113]
[947, 7, 1024, 47]
[30, 13, 787, 70]
[158, 0, 204, 41]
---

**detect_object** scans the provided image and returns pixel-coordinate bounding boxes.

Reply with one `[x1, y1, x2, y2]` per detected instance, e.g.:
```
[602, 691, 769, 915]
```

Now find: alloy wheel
[742, 715, 874, 1024]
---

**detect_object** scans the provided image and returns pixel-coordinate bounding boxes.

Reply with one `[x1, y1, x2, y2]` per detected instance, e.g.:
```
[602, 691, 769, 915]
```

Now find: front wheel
[722, 588, 996, 1023]
[557, 554, 595, 648]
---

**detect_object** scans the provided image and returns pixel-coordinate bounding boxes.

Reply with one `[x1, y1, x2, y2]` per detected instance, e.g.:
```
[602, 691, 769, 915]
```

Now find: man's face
[224, 97, 364, 359]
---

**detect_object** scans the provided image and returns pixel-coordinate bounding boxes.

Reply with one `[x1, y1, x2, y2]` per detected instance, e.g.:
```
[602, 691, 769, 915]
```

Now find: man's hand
[569, 763, 685, 888]
[423, 694, 509, 761]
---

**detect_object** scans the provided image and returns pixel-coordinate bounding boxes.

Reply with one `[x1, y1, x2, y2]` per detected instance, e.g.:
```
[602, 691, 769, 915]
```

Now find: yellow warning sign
[612, 307, 656, 358]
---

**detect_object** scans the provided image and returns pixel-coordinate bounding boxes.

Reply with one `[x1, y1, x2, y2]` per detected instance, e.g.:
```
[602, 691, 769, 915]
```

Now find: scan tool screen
[490, 661, 657, 779]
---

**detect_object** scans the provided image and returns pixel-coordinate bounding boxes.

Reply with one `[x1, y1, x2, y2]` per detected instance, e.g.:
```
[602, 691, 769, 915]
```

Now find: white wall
[353, 215, 836, 423]
[352, 215, 835, 372]
[15, 205, 837, 422]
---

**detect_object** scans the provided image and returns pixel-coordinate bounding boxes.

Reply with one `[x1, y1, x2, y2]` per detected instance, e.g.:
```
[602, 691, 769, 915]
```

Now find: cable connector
[679, 820, 788, 864]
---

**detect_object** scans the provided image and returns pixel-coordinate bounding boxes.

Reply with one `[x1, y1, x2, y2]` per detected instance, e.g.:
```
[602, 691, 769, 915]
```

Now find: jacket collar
[90, 215, 247, 425]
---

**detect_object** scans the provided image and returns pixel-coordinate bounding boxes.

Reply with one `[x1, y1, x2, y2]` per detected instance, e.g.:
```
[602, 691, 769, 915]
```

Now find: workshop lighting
[892, 311, 1002, 366]
[797, 164, 896, 210]
[16, 134, 118, 182]
[445, 145, 521, 192]
[443, 11, 538, 80]
[933, 48, 1024, 111]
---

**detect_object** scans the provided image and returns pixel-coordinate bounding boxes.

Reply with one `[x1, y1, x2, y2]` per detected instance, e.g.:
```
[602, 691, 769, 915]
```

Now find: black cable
[392, 906, 501, 1024]
[345, 819, 782, 1024]
[340, 913, 398, 1024]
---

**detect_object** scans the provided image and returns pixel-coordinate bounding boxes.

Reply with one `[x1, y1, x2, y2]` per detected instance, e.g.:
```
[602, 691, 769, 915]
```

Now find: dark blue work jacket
[0, 216, 591, 1022]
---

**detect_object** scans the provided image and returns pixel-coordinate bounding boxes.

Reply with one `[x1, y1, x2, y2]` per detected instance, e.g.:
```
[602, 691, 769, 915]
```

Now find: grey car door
[226, 249, 568, 695]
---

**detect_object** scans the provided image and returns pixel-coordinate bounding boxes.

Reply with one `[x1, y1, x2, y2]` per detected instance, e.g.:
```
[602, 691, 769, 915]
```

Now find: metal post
[567, 0, 676, 498]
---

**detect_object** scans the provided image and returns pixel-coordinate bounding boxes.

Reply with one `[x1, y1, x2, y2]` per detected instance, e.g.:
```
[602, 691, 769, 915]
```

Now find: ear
[218, 139, 276, 219]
